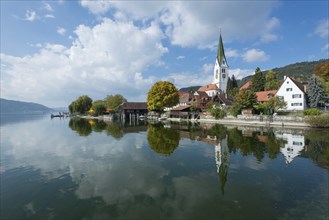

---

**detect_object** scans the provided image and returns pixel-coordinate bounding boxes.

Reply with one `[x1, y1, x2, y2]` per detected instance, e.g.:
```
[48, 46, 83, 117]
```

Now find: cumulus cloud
[1, 18, 167, 107]
[80, 0, 112, 15]
[84, 1, 279, 48]
[43, 2, 53, 12]
[315, 19, 329, 38]
[242, 49, 269, 62]
[25, 10, 38, 21]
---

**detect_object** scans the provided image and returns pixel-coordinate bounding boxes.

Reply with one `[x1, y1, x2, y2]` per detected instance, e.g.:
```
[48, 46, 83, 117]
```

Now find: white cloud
[226, 48, 239, 58]
[80, 0, 112, 15]
[322, 43, 329, 52]
[315, 19, 329, 38]
[1, 18, 167, 106]
[242, 49, 269, 62]
[45, 14, 55, 19]
[230, 68, 254, 79]
[57, 27, 66, 36]
[176, 56, 185, 60]
[81, 1, 279, 48]
[25, 10, 38, 22]
[43, 2, 54, 12]
[202, 63, 213, 75]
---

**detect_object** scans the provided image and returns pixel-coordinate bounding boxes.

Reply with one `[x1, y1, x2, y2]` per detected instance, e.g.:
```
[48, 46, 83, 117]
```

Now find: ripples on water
[1, 115, 328, 220]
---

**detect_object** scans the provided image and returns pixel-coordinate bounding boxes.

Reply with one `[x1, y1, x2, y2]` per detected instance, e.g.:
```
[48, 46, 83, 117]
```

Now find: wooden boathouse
[120, 102, 148, 121]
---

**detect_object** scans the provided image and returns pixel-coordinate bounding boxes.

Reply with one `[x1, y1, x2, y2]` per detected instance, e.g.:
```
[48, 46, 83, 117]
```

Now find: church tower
[213, 33, 229, 93]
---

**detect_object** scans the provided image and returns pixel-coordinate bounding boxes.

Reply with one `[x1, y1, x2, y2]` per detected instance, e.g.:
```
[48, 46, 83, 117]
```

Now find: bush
[208, 108, 227, 119]
[305, 114, 329, 127]
[229, 103, 241, 117]
[304, 108, 321, 116]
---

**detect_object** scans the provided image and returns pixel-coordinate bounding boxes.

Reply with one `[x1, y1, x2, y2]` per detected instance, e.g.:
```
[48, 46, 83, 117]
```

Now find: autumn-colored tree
[147, 81, 179, 111]
[265, 70, 281, 90]
[313, 60, 329, 94]
[234, 89, 257, 109]
[251, 67, 265, 92]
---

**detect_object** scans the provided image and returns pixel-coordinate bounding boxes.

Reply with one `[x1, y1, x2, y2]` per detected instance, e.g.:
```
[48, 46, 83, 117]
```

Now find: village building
[198, 84, 221, 97]
[255, 90, 277, 103]
[120, 102, 148, 120]
[240, 81, 252, 91]
[276, 76, 307, 110]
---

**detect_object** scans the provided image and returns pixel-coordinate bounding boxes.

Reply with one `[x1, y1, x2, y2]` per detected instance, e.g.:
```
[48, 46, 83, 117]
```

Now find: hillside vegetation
[0, 98, 53, 114]
[238, 59, 328, 87]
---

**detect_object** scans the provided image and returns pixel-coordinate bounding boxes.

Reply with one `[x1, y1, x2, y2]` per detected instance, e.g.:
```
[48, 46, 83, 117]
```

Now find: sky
[1, 0, 328, 107]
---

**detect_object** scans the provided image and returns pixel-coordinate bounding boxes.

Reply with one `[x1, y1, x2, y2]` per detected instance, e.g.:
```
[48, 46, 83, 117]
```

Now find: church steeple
[213, 32, 229, 93]
[217, 34, 228, 67]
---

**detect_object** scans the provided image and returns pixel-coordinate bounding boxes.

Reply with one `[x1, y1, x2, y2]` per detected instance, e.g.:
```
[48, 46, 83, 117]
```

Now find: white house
[276, 76, 307, 110]
[213, 33, 229, 93]
[275, 132, 305, 164]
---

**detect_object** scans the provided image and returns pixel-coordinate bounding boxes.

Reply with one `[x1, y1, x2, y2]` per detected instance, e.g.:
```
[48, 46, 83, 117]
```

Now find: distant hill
[237, 59, 328, 87]
[179, 86, 201, 92]
[0, 98, 53, 114]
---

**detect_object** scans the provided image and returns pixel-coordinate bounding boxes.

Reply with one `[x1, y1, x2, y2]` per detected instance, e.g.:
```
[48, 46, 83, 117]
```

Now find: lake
[1, 114, 328, 220]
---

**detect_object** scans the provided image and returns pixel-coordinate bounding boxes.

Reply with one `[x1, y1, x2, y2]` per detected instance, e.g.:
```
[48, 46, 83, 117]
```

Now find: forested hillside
[0, 98, 53, 114]
[238, 59, 328, 87]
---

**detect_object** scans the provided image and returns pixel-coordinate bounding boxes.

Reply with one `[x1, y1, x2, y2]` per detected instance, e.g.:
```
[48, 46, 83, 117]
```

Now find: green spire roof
[217, 34, 228, 66]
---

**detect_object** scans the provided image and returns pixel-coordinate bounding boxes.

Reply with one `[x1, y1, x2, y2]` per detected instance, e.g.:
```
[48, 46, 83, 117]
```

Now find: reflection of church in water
[214, 136, 230, 195]
[275, 132, 305, 164]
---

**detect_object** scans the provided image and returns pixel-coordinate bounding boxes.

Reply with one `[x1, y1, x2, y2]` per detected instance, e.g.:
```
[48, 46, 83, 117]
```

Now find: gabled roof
[255, 90, 277, 102]
[122, 102, 147, 110]
[240, 81, 252, 90]
[178, 91, 193, 103]
[290, 77, 305, 92]
[194, 91, 209, 98]
[213, 94, 234, 105]
[198, 84, 220, 92]
[217, 33, 228, 67]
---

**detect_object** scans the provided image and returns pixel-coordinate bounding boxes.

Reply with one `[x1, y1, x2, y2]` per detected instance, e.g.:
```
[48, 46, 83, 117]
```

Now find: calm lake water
[1, 114, 328, 220]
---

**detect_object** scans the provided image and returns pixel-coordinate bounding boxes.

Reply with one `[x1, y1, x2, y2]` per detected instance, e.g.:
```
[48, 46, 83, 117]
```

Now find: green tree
[226, 77, 233, 95]
[234, 89, 257, 109]
[255, 97, 287, 114]
[227, 75, 238, 96]
[92, 100, 106, 116]
[251, 67, 265, 92]
[147, 81, 179, 111]
[68, 95, 92, 114]
[265, 70, 280, 90]
[307, 75, 325, 108]
[104, 94, 127, 112]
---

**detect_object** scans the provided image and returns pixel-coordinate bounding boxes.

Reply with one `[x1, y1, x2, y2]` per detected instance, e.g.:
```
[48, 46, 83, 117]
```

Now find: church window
[222, 74, 226, 79]
[216, 70, 218, 79]
[221, 68, 225, 73]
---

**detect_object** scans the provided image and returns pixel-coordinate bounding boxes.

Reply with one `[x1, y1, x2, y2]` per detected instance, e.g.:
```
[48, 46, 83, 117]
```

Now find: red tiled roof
[198, 84, 220, 92]
[240, 81, 252, 90]
[255, 90, 277, 102]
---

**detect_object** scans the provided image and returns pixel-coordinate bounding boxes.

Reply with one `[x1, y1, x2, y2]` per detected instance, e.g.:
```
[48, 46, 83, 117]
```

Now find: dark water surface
[1, 114, 328, 220]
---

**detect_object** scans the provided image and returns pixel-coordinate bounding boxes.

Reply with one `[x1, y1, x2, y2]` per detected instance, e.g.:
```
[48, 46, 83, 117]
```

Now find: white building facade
[276, 76, 307, 110]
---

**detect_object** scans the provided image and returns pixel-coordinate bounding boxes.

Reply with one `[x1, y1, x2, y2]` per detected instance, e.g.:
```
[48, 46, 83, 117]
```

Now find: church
[198, 33, 229, 96]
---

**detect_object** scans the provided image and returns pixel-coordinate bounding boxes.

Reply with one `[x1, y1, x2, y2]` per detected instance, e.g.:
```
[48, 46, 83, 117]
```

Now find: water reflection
[1, 116, 328, 219]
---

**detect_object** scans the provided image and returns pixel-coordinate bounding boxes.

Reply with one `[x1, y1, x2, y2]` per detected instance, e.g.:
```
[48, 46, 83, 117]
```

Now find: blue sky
[1, 0, 328, 107]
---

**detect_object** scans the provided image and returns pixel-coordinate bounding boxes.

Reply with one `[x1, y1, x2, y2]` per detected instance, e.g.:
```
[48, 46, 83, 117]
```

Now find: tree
[227, 75, 238, 96]
[313, 60, 329, 94]
[104, 94, 127, 111]
[92, 100, 106, 116]
[226, 77, 233, 95]
[231, 74, 238, 88]
[147, 81, 179, 111]
[68, 95, 93, 114]
[265, 70, 280, 90]
[255, 97, 287, 114]
[307, 75, 325, 108]
[234, 89, 257, 109]
[251, 67, 265, 92]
